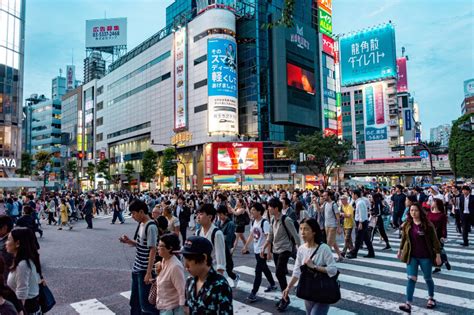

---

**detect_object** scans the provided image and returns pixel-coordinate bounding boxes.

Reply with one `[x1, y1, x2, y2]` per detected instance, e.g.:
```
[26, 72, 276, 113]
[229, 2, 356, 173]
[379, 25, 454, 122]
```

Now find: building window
[193, 28, 235, 43]
[194, 79, 207, 90]
[97, 86, 104, 95]
[96, 133, 103, 142]
[194, 104, 207, 113]
[194, 54, 207, 66]
[96, 101, 103, 111]
[107, 121, 151, 139]
[96, 117, 103, 126]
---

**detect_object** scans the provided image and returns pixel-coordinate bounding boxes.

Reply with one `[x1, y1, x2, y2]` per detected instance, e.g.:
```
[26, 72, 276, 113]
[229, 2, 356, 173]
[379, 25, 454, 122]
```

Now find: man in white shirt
[346, 190, 375, 259]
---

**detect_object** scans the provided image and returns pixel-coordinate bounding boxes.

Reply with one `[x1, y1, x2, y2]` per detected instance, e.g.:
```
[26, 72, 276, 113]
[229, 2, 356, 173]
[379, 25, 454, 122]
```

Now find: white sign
[290, 25, 310, 50]
[66, 65, 75, 90]
[174, 27, 187, 130]
[85, 18, 127, 48]
[0, 158, 16, 168]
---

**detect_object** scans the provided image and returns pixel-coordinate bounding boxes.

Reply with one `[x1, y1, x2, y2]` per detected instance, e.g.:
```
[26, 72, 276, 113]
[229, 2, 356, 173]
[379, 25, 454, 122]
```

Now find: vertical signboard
[207, 38, 238, 135]
[405, 109, 412, 131]
[464, 78, 474, 98]
[396, 57, 408, 93]
[317, 0, 332, 14]
[66, 65, 75, 90]
[318, 8, 332, 36]
[322, 34, 334, 56]
[174, 27, 187, 131]
[339, 23, 397, 86]
[365, 83, 387, 141]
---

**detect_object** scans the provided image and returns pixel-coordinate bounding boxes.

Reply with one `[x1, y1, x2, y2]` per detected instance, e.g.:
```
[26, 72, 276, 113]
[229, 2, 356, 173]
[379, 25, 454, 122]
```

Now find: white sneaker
[233, 273, 240, 288]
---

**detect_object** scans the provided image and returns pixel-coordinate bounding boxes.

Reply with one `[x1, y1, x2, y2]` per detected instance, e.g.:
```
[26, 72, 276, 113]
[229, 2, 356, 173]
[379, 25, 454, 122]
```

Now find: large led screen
[212, 142, 263, 175]
[287, 63, 316, 95]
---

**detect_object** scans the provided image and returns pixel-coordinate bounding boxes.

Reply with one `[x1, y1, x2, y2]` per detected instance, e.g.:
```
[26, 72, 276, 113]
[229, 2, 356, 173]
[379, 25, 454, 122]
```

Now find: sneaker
[277, 298, 290, 311]
[382, 246, 392, 250]
[445, 261, 451, 270]
[433, 268, 441, 274]
[345, 253, 357, 259]
[399, 303, 412, 313]
[363, 253, 375, 258]
[247, 293, 257, 303]
[233, 273, 240, 288]
[264, 285, 278, 293]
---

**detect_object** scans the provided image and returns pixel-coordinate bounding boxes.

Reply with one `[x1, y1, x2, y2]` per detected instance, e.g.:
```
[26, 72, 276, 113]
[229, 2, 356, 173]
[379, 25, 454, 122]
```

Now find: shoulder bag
[296, 244, 341, 304]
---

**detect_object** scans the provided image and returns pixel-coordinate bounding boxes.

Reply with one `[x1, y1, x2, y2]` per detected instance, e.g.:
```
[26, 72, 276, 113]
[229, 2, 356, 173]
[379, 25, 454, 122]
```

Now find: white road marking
[71, 298, 115, 314]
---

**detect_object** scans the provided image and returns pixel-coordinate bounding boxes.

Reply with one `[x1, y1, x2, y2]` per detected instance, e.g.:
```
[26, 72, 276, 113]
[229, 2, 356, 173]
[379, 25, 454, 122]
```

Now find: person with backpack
[263, 198, 300, 312]
[242, 202, 277, 303]
[216, 205, 240, 288]
[195, 204, 226, 276]
[111, 196, 125, 224]
[119, 199, 159, 315]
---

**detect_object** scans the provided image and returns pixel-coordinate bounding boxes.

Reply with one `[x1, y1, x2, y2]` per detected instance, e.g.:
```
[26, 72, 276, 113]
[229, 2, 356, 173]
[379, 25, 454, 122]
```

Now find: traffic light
[77, 152, 84, 159]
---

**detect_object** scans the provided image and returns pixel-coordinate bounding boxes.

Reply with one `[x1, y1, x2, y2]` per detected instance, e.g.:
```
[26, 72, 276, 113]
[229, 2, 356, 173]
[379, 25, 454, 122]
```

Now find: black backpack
[133, 220, 161, 262]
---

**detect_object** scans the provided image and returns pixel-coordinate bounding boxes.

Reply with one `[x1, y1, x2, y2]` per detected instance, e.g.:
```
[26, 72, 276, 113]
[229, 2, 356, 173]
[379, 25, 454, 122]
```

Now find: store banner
[174, 27, 187, 130]
[396, 57, 408, 93]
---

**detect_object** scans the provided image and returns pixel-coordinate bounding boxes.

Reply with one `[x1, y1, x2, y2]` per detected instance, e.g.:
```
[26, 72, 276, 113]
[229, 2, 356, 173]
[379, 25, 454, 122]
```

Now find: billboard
[174, 27, 187, 130]
[318, 0, 332, 14]
[85, 18, 127, 48]
[287, 63, 316, 95]
[396, 57, 408, 93]
[339, 23, 397, 86]
[322, 34, 334, 56]
[66, 65, 75, 90]
[211, 142, 263, 175]
[365, 83, 387, 141]
[404, 109, 412, 131]
[318, 8, 332, 36]
[207, 38, 238, 135]
[464, 78, 474, 98]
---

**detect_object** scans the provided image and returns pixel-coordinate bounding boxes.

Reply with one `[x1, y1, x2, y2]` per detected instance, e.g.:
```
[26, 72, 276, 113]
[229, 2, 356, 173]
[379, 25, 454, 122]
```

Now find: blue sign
[365, 126, 387, 141]
[207, 38, 237, 97]
[290, 164, 297, 174]
[405, 109, 412, 131]
[420, 150, 429, 159]
[365, 86, 375, 125]
[339, 23, 397, 86]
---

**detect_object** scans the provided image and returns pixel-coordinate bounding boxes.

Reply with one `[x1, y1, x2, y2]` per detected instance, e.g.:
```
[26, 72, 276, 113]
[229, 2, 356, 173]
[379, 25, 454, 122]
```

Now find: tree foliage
[449, 113, 474, 178]
[124, 163, 135, 186]
[67, 160, 78, 178]
[288, 132, 353, 187]
[97, 158, 112, 181]
[86, 162, 96, 181]
[34, 151, 52, 171]
[17, 152, 33, 177]
[141, 149, 158, 184]
[263, 0, 295, 29]
[161, 147, 177, 178]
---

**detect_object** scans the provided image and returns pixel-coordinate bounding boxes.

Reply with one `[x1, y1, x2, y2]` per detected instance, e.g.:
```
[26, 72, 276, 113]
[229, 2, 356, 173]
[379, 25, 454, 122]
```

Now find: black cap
[179, 236, 213, 256]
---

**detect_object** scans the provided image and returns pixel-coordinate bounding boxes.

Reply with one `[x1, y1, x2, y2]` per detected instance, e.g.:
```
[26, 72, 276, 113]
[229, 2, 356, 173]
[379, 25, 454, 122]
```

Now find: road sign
[290, 164, 297, 174]
[420, 150, 429, 159]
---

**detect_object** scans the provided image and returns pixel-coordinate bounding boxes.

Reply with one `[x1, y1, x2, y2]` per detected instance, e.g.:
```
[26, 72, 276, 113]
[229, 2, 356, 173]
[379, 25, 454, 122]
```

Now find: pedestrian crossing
[93, 213, 132, 220]
[64, 223, 473, 314]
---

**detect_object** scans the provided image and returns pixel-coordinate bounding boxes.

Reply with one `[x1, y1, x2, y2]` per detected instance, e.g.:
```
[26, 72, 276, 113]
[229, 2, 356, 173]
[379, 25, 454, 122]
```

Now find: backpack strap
[260, 218, 267, 231]
[280, 215, 295, 246]
[134, 220, 155, 241]
[196, 227, 218, 247]
[310, 242, 322, 259]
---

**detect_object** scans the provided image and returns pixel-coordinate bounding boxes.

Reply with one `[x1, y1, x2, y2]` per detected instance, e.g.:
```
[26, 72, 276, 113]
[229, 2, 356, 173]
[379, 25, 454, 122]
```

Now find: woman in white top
[6, 227, 42, 315]
[163, 206, 180, 236]
[282, 218, 337, 315]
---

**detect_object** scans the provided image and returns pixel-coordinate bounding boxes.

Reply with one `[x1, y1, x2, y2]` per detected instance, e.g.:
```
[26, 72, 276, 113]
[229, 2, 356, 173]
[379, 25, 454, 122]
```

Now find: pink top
[156, 255, 186, 310]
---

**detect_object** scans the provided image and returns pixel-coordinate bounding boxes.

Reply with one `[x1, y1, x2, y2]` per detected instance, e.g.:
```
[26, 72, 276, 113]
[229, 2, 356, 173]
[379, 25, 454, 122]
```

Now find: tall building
[462, 78, 474, 114]
[83, 51, 106, 84]
[0, 0, 25, 177]
[51, 75, 67, 100]
[430, 124, 451, 147]
[23, 94, 48, 154]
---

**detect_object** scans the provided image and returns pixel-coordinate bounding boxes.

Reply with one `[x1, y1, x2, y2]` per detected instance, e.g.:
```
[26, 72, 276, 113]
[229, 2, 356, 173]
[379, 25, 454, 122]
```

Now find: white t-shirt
[251, 218, 270, 254]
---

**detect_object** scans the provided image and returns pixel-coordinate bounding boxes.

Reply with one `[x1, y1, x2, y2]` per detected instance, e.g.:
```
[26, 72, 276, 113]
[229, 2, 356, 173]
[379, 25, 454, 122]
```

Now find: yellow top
[342, 203, 354, 229]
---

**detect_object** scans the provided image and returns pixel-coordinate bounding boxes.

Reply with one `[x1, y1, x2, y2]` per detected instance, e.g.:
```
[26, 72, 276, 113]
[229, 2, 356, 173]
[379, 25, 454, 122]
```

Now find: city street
[39, 214, 474, 315]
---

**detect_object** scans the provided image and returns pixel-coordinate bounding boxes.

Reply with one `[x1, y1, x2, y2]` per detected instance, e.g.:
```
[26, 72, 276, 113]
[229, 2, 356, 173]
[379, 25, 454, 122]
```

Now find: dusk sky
[24, 0, 474, 140]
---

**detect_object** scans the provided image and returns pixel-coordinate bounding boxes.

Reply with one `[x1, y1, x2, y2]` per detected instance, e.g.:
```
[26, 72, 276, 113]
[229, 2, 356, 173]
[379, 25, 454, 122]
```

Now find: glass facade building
[0, 0, 25, 171]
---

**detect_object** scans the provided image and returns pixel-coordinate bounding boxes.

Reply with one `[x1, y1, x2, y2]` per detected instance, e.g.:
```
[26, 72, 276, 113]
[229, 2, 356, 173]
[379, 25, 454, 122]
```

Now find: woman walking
[46, 198, 57, 226]
[153, 233, 186, 314]
[427, 199, 450, 273]
[111, 197, 125, 224]
[398, 203, 441, 313]
[282, 218, 337, 315]
[6, 228, 43, 314]
[58, 198, 73, 230]
[232, 198, 249, 254]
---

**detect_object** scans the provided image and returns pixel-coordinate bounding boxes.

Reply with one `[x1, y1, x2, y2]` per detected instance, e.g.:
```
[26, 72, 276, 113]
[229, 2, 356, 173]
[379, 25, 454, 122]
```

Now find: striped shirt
[133, 221, 158, 272]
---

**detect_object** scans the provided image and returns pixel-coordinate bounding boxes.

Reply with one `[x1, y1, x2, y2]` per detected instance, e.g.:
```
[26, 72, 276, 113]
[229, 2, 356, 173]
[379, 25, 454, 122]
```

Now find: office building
[0, 0, 25, 177]
[23, 94, 48, 154]
[462, 78, 474, 114]
[51, 75, 67, 100]
[83, 51, 106, 84]
[430, 124, 451, 147]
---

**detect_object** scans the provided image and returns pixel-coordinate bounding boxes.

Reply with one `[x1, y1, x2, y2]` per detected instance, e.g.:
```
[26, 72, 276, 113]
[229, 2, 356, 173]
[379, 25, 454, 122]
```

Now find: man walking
[459, 186, 474, 247]
[391, 185, 406, 229]
[346, 190, 375, 259]
[83, 195, 95, 229]
[175, 195, 191, 243]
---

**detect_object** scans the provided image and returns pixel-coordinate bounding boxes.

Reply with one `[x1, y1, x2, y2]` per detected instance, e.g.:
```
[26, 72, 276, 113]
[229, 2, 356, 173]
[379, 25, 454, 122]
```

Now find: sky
[24, 0, 474, 139]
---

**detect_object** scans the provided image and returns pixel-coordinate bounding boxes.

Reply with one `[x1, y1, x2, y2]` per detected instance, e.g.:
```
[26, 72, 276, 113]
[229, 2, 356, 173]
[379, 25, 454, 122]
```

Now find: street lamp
[238, 158, 244, 191]
[151, 139, 178, 189]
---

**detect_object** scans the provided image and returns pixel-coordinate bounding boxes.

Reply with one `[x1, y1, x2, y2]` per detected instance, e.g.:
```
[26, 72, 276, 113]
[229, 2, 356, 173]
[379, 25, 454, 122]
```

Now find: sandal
[399, 303, 411, 313]
[427, 298, 436, 309]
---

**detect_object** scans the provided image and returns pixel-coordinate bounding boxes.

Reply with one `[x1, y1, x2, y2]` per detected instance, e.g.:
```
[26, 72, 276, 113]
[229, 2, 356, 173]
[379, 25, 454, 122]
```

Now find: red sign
[322, 34, 334, 56]
[204, 143, 212, 175]
[396, 57, 408, 93]
[317, 0, 332, 14]
[211, 142, 264, 175]
[337, 112, 343, 137]
[203, 177, 213, 186]
[333, 40, 339, 64]
[99, 151, 106, 160]
[324, 128, 337, 137]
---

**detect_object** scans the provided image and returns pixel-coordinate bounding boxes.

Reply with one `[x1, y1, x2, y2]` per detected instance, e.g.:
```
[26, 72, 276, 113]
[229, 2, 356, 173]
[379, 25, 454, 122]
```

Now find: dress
[60, 204, 69, 223]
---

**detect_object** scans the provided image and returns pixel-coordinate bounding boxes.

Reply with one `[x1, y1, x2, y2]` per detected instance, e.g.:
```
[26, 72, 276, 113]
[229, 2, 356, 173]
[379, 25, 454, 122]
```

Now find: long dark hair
[10, 228, 42, 275]
[432, 199, 445, 214]
[405, 202, 429, 231]
[300, 218, 323, 244]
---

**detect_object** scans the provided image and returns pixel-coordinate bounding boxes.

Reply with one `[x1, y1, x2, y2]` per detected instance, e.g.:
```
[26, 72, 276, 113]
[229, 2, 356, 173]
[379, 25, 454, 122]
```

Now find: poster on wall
[365, 83, 387, 141]
[174, 27, 187, 130]
[339, 23, 397, 86]
[396, 57, 408, 93]
[212, 142, 263, 175]
[207, 38, 238, 135]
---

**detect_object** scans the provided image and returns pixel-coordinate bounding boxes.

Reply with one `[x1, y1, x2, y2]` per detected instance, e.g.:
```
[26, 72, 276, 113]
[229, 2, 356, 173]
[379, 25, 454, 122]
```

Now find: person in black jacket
[174, 195, 190, 243]
[82, 195, 95, 229]
[459, 186, 474, 246]
[15, 206, 40, 249]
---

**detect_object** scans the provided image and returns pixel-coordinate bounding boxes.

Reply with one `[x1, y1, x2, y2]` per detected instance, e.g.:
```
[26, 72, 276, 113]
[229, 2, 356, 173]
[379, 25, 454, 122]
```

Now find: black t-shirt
[391, 193, 407, 213]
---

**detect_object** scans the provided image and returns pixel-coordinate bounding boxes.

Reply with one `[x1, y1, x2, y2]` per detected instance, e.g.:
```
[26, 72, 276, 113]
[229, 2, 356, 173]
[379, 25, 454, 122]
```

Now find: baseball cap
[430, 185, 439, 193]
[179, 236, 213, 256]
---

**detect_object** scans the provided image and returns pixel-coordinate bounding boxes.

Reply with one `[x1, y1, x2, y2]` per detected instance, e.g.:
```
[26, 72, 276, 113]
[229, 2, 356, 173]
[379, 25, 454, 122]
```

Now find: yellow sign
[171, 131, 192, 147]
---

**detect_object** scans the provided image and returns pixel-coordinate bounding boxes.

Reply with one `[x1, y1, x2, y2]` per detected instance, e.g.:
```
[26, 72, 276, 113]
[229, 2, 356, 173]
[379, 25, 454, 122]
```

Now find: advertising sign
[322, 34, 334, 56]
[204, 143, 213, 175]
[0, 157, 17, 168]
[464, 78, 474, 97]
[85, 18, 127, 48]
[274, 148, 290, 160]
[340, 24, 397, 86]
[365, 83, 387, 141]
[396, 57, 408, 93]
[290, 24, 310, 51]
[405, 109, 412, 131]
[66, 65, 75, 90]
[324, 128, 337, 137]
[318, 8, 332, 36]
[174, 27, 187, 131]
[318, 0, 332, 14]
[207, 38, 238, 135]
[287, 63, 316, 95]
[212, 142, 263, 175]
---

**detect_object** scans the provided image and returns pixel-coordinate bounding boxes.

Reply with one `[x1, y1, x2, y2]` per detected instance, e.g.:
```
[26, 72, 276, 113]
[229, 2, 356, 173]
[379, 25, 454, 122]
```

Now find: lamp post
[151, 139, 178, 189]
[238, 158, 244, 191]
[406, 142, 436, 184]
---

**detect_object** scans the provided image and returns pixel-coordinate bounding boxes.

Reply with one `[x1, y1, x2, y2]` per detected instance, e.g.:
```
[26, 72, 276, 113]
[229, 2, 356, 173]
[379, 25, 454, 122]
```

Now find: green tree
[449, 113, 474, 179]
[86, 162, 96, 182]
[288, 132, 353, 188]
[34, 151, 52, 171]
[97, 158, 112, 182]
[264, 0, 295, 28]
[141, 149, 158, 184]
[124, 163, 135, 188]
[67, 160, 78, 178]
[17, 152, 33, 177]
[161, 147, 177, 178]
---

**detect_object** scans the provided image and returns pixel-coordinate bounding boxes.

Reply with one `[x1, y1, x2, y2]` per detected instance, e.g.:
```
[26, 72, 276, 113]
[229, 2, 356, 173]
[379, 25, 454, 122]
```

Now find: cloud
[367, 0, 402, 18]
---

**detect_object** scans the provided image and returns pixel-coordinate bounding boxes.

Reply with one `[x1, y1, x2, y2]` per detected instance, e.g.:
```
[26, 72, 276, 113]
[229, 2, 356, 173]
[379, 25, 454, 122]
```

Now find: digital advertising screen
[212, 142, 263, 175]
[287, 63, 316, 95]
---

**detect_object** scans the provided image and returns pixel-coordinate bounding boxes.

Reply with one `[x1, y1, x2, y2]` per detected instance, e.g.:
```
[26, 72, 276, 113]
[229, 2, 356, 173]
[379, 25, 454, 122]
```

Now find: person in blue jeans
[397, 202, 441, 313]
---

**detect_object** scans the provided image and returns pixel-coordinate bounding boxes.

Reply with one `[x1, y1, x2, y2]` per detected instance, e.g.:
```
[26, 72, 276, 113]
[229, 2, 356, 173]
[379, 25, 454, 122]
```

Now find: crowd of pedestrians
[0, 182, 472, 314]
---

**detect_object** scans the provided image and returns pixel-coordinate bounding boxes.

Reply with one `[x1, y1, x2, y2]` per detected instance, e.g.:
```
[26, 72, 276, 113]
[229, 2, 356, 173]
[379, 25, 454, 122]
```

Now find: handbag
[296, 244, 341, 304]
[148, 279, 157, 305]
[38, 283, 56, 313]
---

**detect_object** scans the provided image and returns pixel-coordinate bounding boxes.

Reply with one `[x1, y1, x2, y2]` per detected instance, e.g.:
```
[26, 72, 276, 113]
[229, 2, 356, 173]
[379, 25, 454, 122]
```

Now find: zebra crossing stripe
[70, 298, 115, 314]
[234, 266, 446, 315]
[369, 243, 474, 261]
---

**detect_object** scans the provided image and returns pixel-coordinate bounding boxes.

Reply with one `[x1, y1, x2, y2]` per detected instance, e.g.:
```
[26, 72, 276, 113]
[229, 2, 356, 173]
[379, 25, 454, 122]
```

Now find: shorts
[236, 225, 245, 233]
[325, 227, 337, 246]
